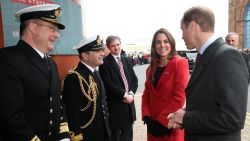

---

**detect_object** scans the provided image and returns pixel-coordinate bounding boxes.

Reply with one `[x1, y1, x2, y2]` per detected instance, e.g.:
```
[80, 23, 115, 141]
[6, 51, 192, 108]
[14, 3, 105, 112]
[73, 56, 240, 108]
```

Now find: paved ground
[133, 94, 250, 141]
[133, 94, 147, 141]
[242, 113, 250, 141]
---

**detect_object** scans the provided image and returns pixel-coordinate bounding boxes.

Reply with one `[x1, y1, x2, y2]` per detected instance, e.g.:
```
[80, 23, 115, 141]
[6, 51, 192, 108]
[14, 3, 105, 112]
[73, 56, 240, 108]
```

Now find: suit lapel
[186, 37, 225, 89]
[108, 54, 124, 82]
[20, 41, 51, 79]
[48, 57, 56, 81]
[77, 62, 93, 79]
[187, 61, 204, 88]
[157, 56, 177, 90]
[94, 70, 106, 98]
[110, 55, 120, 73]
[121, 57, 129, 79]
[48, 58, 60, 98]
[31, 56, 51, 79]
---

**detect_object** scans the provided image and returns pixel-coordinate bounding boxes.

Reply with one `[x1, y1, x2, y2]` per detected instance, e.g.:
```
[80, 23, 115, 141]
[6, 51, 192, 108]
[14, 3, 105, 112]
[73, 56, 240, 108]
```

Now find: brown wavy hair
[148, 28, 177, 81]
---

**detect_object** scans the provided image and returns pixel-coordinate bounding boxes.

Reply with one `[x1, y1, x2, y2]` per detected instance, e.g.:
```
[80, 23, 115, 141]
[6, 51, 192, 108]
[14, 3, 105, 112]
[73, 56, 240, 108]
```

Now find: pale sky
[80, 0, 228, 50]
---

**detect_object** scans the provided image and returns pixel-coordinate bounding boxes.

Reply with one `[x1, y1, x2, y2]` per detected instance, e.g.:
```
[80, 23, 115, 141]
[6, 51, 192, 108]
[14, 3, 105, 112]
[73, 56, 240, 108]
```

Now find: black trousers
[111, 124, 133, 141]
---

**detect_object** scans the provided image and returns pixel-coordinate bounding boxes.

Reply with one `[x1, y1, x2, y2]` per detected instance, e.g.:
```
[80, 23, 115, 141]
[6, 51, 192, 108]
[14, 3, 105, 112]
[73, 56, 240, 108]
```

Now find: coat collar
[18, 40, 51, 79]
[187, 37, 225, 89]
[77, 62, 94, 77]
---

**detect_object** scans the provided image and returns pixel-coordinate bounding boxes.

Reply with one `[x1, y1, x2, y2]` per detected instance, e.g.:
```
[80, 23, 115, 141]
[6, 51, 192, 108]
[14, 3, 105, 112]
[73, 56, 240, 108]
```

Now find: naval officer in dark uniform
[62, 35, 111, 141]
[0, 4, 70, 141]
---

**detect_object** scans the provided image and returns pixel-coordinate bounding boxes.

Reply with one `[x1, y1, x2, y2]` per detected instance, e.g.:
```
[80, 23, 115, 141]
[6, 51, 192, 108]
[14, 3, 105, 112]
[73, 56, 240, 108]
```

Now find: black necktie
[94, 70, 105, 95]
[195, 53, 202, 65]
[194, 53, 202, 70]
[94, 70, 102, 87]
[43, 55, 51, 70]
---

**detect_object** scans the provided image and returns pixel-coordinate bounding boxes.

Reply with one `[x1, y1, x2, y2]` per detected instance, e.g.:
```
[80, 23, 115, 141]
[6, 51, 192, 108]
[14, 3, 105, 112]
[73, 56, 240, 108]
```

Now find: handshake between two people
[143, 109, 185, 137]
[167, 109, 186, 129]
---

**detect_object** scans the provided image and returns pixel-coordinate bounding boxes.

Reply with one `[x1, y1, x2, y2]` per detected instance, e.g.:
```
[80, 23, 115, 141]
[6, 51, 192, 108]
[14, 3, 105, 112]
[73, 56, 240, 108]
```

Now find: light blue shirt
[199, 35, 218, 55]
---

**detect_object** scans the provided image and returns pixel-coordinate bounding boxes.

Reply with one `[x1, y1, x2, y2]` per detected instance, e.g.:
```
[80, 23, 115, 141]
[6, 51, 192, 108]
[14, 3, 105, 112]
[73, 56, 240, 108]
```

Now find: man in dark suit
[0, 4, 70, 141]
[167, 6, 249, 141]
[99, 35, 138, 141]
[225, 32, 250, 83]
[62, 35, 111, 141]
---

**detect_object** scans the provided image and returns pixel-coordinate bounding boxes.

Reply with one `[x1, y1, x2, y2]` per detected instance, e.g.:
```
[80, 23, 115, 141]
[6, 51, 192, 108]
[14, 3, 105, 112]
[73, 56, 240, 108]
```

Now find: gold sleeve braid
[70, 131, 84, 141]
[67, 69, 98, 129]
[59, 122, 69, 133]
[30, 135, 41, 141]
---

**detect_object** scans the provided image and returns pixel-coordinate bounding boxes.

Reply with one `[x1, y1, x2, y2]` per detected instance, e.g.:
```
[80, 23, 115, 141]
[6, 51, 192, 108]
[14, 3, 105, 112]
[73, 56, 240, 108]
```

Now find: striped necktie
[117, 57, 129, 92]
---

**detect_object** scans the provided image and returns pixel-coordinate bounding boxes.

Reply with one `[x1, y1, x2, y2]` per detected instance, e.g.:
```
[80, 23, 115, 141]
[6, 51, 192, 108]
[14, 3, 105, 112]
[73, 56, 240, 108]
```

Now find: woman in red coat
[142, 28, 189, 141]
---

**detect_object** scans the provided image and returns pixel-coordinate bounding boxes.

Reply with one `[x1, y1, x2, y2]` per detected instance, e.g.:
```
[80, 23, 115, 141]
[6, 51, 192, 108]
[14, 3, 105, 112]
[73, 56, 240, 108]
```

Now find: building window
[244, 2, 250, 48]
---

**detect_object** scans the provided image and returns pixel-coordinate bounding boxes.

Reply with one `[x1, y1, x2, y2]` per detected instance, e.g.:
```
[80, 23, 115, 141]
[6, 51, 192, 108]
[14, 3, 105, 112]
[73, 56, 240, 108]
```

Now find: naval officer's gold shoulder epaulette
[67, 66, 77, 75]
[61, 66, 77, 90]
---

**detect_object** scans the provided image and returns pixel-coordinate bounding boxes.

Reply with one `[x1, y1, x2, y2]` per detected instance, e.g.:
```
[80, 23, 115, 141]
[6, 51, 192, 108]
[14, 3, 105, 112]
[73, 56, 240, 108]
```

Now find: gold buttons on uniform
[50, 109, 53, 113]
[50, 97, 52, 102]
[50, 120, 53, 125]
[61, 116, 63, 120]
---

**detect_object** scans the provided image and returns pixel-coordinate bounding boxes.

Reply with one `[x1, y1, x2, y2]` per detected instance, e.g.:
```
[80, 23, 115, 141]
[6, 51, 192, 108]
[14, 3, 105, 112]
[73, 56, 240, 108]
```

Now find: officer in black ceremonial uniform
[63, 35, 111, 141]
[0, 4, 70, 141]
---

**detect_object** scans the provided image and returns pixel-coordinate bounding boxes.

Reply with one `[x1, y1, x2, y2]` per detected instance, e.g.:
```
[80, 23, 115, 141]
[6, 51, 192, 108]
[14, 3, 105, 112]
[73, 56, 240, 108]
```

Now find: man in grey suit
[99, 35, 138, 141]
[225, 32, 250, 83]
[167, 6, 249, 141]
